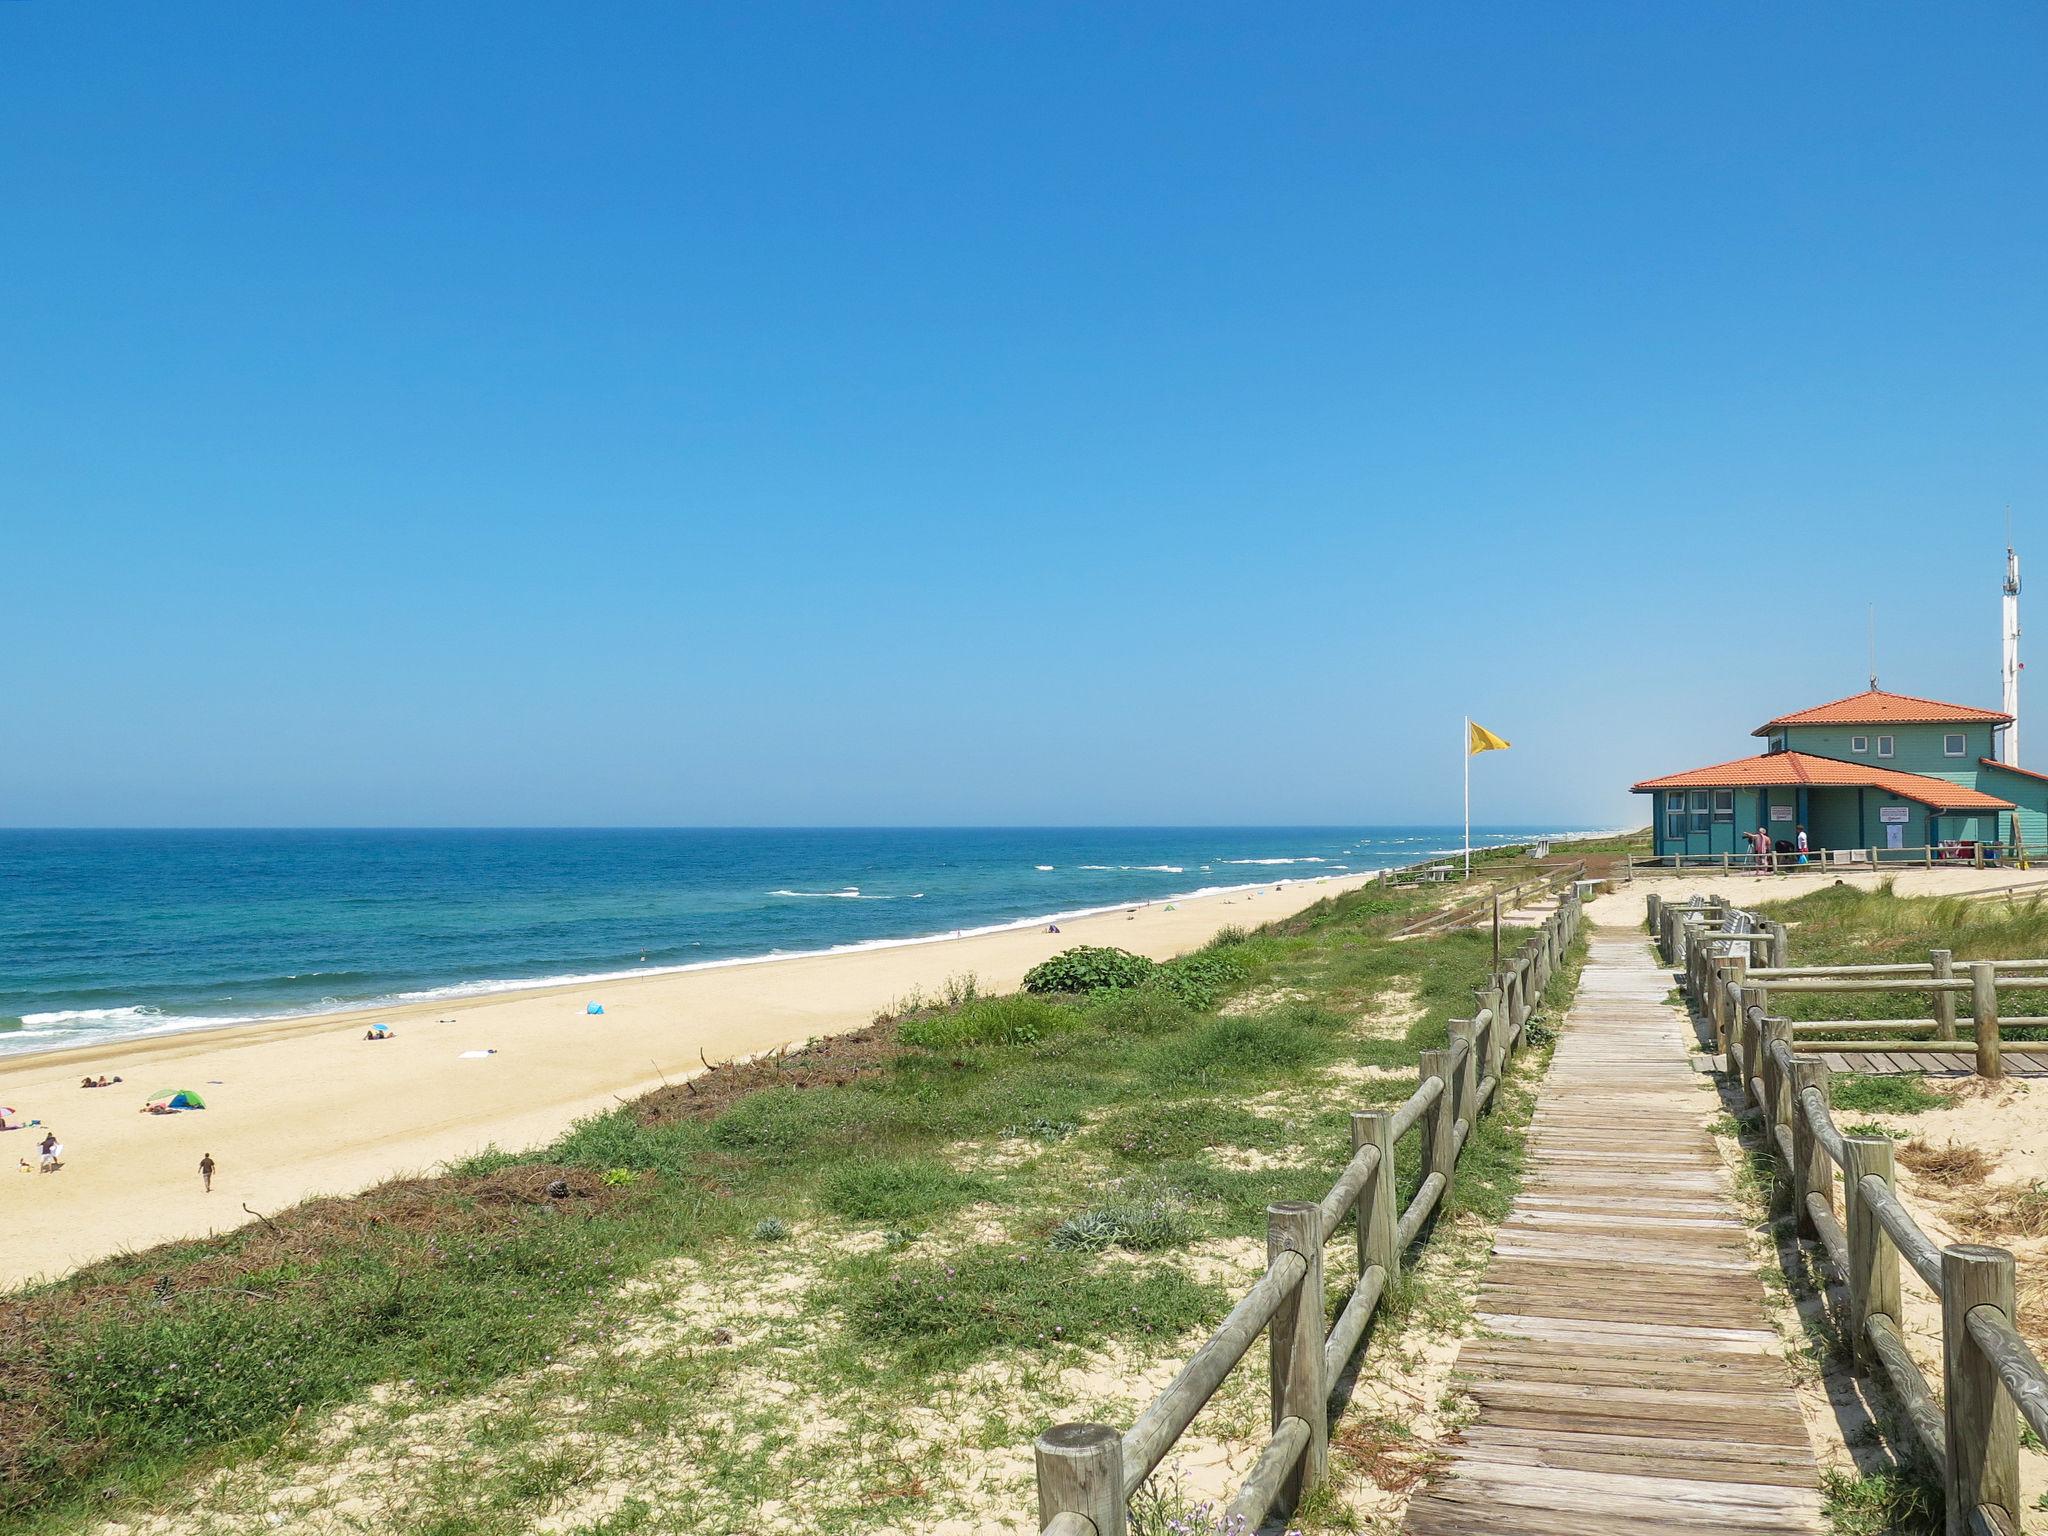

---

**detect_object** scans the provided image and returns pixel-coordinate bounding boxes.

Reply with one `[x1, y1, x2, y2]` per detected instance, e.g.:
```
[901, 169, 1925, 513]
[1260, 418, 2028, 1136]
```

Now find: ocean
[0, 826, 1597, 1056]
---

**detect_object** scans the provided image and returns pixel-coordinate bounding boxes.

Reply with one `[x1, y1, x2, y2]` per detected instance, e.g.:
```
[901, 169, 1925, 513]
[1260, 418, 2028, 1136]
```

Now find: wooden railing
[1658, 894, 2048, 1081]
[1027, 888, 1586, 1535]
[1629, 843, 2035, 877]
[1677, 901, 2048, 1534]
[1394, 861, 1588, 940]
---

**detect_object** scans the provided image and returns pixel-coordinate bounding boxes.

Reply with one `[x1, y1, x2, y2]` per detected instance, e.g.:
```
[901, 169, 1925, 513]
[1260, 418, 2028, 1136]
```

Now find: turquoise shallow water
[0, 826, 1595, 1055]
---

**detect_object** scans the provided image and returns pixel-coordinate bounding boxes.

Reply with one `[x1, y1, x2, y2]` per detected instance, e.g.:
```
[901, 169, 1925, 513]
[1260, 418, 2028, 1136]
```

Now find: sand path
[0, 874, 1366, 1289]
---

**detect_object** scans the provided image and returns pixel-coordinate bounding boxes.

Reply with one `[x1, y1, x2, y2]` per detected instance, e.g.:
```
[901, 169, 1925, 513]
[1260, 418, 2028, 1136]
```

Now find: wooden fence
[1393, 860, 1588, 940]
[1028, 887, 1586, 1535]
[1628, 844, 2028, 877]
[1676, 899, 2048, 1534]
[1658, 893, 2048, 1080]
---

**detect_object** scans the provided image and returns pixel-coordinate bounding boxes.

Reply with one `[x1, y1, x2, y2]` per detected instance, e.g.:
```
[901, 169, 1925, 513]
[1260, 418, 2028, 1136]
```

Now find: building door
[1886, 821, 1905, 852]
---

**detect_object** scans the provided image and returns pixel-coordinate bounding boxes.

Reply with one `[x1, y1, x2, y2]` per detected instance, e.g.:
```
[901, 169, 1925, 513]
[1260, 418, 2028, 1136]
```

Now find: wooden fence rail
[1678, 899, 2048, 1535]
[1028, 887, 1586, 1535]
[1628, 842, 2032, 877]
[1393, 860, 1588, 939]
[1659, 895, 2048, 1080]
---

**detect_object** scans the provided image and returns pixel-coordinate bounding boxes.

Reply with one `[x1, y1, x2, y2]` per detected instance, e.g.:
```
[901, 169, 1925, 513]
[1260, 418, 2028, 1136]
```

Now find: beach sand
[0, 874, 1370, 1290]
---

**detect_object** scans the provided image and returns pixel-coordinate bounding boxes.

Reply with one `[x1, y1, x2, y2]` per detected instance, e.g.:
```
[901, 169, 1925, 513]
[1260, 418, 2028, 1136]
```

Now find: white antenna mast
[2004, 512, 2022, 765]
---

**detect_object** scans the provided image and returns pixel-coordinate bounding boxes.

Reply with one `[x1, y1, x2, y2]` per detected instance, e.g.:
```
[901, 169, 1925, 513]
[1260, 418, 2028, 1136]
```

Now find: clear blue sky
[4, 4, 2044, 828]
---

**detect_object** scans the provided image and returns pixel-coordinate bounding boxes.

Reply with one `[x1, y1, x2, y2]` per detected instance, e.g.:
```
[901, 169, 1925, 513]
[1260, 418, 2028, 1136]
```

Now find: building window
[1877, 735, 1895, 758]
[1664, 792, 1685, 842]
[1766, 733, 1786, 753]
[1713, 789, 1734, 824]
[1689, 790, 1710, 834]
[1851, 735, 1869, 753]
[1945, 733, 1966, 757]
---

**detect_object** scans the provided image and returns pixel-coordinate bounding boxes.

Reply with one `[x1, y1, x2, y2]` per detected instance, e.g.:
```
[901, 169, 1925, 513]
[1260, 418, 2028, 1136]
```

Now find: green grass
[1, 874, 1569, 1534]
[1819, 1467, 1940, 1536]
[1756, 880, 2048, 1027]
[1827, 1073, 1946, 1115]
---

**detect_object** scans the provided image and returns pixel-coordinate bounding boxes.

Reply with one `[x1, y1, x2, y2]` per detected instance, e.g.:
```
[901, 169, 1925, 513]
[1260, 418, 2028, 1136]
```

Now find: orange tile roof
[1979, 757, 2048, 786]
[1752, 688, 2011, 733]
[1631, 751, 2013, 811]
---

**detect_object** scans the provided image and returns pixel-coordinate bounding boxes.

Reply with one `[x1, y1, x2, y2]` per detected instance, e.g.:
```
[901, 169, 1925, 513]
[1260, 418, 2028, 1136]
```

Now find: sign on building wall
[1878, 807, 1911, 824]
[1769, 806, 1793, 822]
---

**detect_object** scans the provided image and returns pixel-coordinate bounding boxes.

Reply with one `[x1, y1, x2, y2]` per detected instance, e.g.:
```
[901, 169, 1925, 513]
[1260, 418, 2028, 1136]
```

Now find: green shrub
[1048, 1196, 1195, 1253]
[753, 1218, 790, 1242]
[1079, 985, 1197, 1036]
[1151, 949, 1253, 1010]
[899, 993, 1072, 1050]
[1024, 946, 1156, 995]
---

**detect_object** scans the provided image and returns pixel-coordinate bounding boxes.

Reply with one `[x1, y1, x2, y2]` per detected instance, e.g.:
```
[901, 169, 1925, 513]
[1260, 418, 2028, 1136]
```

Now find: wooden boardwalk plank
[1401, 926, 1822, 1535]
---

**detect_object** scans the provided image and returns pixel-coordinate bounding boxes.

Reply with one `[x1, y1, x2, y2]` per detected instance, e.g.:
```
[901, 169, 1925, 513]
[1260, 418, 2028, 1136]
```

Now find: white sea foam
[1219, 857, 1326, 866]
[1034, 865, 1055, 871]
[1077, 864, 1184, 873]
[767, 887, 891, 900]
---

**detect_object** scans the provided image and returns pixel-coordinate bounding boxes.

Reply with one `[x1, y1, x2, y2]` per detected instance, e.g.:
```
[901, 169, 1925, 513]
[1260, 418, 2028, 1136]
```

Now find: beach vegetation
[1023, 944, 1157, 995]
[0, 873, 1573, 1534]
[1828, 1073, 1945, 1115]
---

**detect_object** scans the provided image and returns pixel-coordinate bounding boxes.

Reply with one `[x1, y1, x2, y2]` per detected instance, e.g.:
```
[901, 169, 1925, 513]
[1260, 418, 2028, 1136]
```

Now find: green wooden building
[1632, 689, 2048, 862]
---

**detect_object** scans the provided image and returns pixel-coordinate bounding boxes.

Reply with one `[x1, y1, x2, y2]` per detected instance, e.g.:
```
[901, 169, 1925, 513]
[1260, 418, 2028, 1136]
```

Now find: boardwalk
[1404, 927, 1824, 1536]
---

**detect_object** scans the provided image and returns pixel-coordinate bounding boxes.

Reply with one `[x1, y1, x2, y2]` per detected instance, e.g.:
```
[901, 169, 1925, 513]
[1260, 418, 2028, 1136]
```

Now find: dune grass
[3, 877, 1564, 1535]
[1755, 881, 2048, 1028]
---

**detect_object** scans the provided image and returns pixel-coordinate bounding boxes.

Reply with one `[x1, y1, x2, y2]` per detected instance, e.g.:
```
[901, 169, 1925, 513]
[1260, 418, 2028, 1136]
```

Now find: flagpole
[1463, 716, 1471, 881]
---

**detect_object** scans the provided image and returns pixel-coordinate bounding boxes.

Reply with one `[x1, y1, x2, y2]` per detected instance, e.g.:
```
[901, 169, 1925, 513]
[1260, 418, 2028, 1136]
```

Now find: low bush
[1151, 949, 1254, 1010]
[1048, 1195, 1196, 1253]
[1024, 946, 1156, 995]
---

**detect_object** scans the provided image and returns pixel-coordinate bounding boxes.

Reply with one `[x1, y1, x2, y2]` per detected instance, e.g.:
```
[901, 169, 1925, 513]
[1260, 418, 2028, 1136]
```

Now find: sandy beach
[0, 874, 1371, 1290]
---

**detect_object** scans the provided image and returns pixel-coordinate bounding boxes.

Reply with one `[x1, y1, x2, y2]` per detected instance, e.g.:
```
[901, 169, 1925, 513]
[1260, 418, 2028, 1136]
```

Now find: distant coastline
[0, 825, 1623, 1058]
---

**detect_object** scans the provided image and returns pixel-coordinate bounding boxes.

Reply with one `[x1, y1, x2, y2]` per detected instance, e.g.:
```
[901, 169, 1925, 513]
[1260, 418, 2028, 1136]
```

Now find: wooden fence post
[1941, 1244, 2019, 1536]
[1720, 954, 1749, 1056]
[1844, 1137, 1901, 1374]
[1738, 989, 1767, 1104]
[1645, 892, 1663, 935]
[1932, 948, 1956, 1041]
[1768, 921, 1789, 967]
[1267, 1201, 1328, 1512]
[1972, 961, 2003, 1080]
[1475, 986, 1505, 1082]
[1355, 1110, 1398, 1287]
[1034, 1423, 1126, 1536]
[1789, 1059, 1831, 1239]
[1418, 1047, 1455, 1209]
[1449, 1020, 1477, 1158]
[1762, 1019, 1792, 1211]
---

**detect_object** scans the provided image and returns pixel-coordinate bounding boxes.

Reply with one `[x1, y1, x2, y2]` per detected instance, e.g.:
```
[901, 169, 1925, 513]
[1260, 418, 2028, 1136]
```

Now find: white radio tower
[2003, 532, 2022, 765]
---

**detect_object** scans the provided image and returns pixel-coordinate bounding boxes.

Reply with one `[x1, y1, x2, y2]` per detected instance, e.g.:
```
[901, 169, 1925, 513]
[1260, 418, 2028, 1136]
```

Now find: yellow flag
[1468, 721, 1511, 755]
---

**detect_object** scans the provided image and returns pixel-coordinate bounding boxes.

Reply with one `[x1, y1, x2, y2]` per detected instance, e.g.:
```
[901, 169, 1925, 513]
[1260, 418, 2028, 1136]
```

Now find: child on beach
[38, 1133, 62, 1173]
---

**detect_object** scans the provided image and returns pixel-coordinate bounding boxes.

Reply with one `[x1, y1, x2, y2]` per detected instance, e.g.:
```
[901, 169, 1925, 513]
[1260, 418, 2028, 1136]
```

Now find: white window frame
[1945, 733, 1966, 757]
[1664, 791, 1686, 841]
[1851, 735, 1869, 753]
[1877, 735, 1895, 758]
[1712, 789, 1734, 824]
[1689, 790, 1710, 834]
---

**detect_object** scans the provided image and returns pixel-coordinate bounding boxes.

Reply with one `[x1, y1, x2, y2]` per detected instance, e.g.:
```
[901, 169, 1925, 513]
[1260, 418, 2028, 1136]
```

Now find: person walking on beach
[38, 1132, 61, 1173]
[1796, 826, 1810, 866]
[199, 1152, 215, 1193]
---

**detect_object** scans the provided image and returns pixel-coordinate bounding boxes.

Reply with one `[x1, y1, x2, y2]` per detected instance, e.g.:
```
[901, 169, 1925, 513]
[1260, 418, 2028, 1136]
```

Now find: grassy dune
[7, 871, 1581, 1536]
[1754, 880, 2048, 1028]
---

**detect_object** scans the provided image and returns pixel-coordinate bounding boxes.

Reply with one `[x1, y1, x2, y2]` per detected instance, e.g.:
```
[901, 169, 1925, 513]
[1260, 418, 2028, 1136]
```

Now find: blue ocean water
[0, 826, 1596, 1056]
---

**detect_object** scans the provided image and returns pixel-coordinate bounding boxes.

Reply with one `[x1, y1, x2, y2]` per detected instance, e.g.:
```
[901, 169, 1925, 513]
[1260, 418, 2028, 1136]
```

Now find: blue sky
[3, 4, 2044, 828]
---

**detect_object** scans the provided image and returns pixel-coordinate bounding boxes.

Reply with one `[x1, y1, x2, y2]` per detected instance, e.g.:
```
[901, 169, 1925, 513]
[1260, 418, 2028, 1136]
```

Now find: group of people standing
[1746, 824, 1810, 873]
